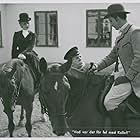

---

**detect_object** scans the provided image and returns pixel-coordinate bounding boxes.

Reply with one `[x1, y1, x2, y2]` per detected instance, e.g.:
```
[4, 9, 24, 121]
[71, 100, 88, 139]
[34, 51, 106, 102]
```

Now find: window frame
[34, 11, 58, 47]
[86, 9, 112, 48]
[0, 11, 3, 48]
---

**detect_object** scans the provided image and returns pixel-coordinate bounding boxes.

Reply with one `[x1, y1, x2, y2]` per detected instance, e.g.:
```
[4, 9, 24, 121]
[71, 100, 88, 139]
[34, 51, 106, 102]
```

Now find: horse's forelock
[48, 63, 62, 72]
[40, 63, 70, 105]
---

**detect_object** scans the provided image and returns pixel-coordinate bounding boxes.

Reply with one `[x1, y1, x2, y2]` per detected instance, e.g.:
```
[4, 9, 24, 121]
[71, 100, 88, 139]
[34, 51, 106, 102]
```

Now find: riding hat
[104, 4, 130, 19]
[18, 13, 31, 22]
[64, 46, 80, 60]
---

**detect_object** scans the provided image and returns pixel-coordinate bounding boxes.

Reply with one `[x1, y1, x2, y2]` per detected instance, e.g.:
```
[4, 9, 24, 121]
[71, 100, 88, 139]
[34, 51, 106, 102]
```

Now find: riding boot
[108, 107, 128, 130]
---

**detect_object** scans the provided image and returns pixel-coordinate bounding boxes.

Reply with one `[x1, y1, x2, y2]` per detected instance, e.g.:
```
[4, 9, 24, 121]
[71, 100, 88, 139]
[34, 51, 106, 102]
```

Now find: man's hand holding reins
[89, 62, 98, 73]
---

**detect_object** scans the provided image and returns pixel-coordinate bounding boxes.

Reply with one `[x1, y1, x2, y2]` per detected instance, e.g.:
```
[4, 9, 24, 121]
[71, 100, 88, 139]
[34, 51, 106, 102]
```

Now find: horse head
[39, 57, 71, 136]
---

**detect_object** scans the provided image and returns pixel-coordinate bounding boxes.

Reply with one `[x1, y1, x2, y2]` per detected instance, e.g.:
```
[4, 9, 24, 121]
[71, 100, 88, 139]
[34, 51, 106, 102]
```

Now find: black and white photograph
[0, 0, 140, 139]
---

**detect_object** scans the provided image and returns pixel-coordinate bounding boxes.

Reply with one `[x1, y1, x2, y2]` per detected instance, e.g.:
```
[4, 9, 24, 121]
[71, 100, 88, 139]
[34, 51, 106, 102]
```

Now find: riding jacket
[11, 30, 36, 58]
[11, 30, 40, 84]
[97, 24, 140, 98]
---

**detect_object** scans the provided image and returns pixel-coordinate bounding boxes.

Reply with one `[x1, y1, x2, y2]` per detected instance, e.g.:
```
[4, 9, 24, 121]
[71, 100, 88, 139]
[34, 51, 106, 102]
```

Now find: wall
[0, 3, 140, 63]
[0, 4, 8, 63]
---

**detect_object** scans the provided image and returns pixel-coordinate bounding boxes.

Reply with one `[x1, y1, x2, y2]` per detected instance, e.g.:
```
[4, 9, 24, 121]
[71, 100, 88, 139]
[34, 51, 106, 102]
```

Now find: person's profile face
[108, 16, 120, 30]
[72, 54, 82, 62]
[71, 54, 85, 69]
[19, 21, 30, 30]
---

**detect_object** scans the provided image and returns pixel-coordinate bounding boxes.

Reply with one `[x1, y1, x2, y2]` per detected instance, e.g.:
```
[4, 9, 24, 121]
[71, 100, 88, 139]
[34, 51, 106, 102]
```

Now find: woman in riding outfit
[11, 13, 40, 88]
[91, 4, 140, 128]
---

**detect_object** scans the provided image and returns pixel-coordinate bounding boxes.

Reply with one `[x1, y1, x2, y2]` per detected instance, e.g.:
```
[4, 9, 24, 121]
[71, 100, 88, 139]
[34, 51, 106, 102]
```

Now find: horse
[39, 58, 140, 137]
[39, 55, 140, 136]
[38, 57, 112, 136]
[39, 58, 72, 136]
[0, 58, 41, 137]
[66, 71, 140, 137]
[38, 58, 109, 136]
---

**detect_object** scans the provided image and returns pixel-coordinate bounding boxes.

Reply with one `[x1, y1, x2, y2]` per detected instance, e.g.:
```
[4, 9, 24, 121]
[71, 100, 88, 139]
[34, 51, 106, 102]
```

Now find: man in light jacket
[92, 3, 140, 128]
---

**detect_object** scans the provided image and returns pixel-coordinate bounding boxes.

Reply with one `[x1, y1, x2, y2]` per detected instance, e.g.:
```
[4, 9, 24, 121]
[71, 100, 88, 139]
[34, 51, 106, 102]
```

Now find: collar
[22, 30, 29, 33]
[119, 22, 129, 33]
[71, 62, 85, 71]
[22, 30, 29, 38]
[116, 24, 132, 43]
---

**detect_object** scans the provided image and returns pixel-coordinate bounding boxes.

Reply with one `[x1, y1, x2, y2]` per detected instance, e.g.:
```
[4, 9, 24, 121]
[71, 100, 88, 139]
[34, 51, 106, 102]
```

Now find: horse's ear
[60, 60, 72, 73]
[39, 57, 48, 74]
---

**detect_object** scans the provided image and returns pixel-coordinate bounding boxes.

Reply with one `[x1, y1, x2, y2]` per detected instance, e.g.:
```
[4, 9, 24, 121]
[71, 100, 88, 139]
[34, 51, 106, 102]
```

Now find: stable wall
[0, 3, 140, 63]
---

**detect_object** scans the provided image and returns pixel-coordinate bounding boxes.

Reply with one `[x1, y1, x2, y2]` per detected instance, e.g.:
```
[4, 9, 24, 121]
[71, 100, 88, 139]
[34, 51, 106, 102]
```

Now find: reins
[50, 112, 67, 121]
[10, 71, 22, 107]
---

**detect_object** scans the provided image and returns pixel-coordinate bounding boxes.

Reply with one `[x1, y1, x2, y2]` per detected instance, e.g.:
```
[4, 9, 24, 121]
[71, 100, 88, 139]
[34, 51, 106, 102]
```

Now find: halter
[40, 69, 69, 119]
[50, 112, 67, 118]
[39, 91, 67, 118]
[9, 72, 22, 107]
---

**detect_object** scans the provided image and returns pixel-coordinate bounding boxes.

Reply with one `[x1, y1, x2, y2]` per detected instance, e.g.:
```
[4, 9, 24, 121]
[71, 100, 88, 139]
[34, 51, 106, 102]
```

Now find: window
[35, 11, 58, 47]
[86, 9, 112, 47]
[0, 11, 2, 48]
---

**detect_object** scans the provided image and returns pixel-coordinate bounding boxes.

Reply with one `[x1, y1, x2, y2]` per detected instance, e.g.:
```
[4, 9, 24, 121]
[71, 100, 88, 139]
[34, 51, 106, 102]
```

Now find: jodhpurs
[104, 82, 132, 111]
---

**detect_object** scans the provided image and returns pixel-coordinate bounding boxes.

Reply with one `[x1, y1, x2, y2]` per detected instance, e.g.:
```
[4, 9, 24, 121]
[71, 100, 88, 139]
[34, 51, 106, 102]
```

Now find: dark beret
[64, 46, 80, 60]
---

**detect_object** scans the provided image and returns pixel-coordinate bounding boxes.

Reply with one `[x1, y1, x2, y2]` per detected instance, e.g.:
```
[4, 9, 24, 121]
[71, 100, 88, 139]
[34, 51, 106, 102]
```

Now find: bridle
[49, 112, 67, 119]
[40, 70, 69, 119]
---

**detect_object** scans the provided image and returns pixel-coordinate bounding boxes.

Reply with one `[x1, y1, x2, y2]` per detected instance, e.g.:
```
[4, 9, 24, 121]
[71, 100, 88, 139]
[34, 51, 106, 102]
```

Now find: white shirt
[113, 58, 125, 80]
[22, 30, 29, 38]
[119, 22, 129, 34]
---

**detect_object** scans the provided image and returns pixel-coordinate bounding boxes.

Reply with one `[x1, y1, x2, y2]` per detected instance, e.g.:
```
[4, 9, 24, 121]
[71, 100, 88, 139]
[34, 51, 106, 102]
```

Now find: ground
[0, 94, 71, 137]
[1, 91, 140, 137]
